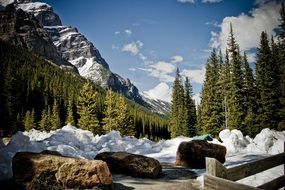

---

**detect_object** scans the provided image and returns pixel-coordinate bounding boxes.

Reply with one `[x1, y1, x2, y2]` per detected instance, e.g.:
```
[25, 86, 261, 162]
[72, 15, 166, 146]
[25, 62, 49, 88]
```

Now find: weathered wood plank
[257, 175, 284, 190]
[206, 157, 227, 179]
[227, 153, 284, 181]
[204, 174, 261, 190]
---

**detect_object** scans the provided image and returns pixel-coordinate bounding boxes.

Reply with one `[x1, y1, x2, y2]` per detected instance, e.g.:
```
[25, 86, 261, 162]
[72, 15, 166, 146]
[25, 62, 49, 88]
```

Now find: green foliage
[103, 90, 118, 132]
[169, 69, 197, 138]
[23, 109, 35, 131]
[256, 32, 279, 130]
[65, 99, 75, 126]
[103, 90, 135, 136]
[50, 100, 61, 131]
[39, 106, 51, 131]
[77, 82, 101, 134]
[200, 49, 222, 136]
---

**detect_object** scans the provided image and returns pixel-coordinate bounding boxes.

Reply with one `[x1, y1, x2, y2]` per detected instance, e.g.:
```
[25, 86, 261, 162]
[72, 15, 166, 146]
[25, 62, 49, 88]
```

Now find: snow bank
[0, 125, 284, 181]
[219, 128, 285, 155]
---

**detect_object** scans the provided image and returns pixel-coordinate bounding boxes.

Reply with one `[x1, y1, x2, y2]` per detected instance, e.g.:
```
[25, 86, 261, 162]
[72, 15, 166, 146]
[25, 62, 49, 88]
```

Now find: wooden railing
[204, 142, 285, 190]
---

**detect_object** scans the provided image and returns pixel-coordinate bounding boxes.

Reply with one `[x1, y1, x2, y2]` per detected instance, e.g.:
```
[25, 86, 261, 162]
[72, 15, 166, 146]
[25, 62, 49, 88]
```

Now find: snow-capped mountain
[141, 92, 171, 115]
[12, 0, 146, 104]
[0, 0, 171, 114]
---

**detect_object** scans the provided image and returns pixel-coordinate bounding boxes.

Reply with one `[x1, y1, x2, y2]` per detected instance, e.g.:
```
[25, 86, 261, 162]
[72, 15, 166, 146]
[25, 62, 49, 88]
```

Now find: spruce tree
[227, 24, 244, 131]
[241, 53, 256, 136]
[256, 31, 279, 131]
[77, 82, 100, 134]
[103, 90, 118, 132]
[39, 107, 51, 131]
[50, 100, 61, 130]
[65, 99, 75, 126]
[169, 68, 184, 138]
[200, 49, 220, 136]
[117, 95, 135, 136]
[23, 109, 35, 131]
[278, 3, 285, 130]
[183, 77, 197, 137]
[216, 49, 231, 129]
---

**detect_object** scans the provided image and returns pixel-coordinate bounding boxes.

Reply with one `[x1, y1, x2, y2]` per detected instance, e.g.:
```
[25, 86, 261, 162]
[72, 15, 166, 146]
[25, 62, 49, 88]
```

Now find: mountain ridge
[0, 0, 171, 114]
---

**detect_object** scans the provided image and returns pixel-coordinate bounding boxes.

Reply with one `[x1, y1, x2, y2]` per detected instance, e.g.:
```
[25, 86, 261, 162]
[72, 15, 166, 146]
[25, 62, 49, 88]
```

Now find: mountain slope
[0, 3, 77, 72]
[0, 0, 171, 114]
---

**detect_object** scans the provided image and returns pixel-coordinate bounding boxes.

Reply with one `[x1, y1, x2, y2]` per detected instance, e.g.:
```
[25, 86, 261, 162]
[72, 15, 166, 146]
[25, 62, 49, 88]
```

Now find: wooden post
[206, 157, 227, 179]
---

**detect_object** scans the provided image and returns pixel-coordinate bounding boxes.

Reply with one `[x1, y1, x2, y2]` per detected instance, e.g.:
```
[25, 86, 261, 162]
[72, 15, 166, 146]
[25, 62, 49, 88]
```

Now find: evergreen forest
[0, 40, 169, 140]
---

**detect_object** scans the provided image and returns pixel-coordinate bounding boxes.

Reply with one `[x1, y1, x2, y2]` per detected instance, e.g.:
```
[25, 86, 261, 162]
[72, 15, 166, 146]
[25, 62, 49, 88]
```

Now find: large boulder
[176, 140, 226, 169]
[95, 152, 162, 178]
[12, 151, 113, 189]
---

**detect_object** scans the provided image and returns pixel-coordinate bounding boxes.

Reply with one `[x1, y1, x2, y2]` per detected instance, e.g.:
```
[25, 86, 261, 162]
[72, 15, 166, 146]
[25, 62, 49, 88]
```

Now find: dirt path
[112, 165, 202, 190]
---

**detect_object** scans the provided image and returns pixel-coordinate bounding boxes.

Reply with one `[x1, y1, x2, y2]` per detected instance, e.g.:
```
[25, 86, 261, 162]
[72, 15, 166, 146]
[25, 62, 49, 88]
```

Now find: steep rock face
[141, 92, 171, 115]
[17, 1, 62, 26]
[0, 4, 77, 72]
[44, 22, 144, 103]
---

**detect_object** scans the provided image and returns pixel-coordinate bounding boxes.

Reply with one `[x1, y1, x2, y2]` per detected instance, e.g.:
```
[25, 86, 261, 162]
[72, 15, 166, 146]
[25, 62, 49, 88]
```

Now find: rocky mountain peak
[0, 3, 77, 72]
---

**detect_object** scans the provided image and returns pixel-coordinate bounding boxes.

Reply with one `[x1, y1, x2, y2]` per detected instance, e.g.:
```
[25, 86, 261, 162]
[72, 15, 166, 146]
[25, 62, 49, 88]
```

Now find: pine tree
[169, 68, 184, 138]
[23, 109, 35, 131]
[65, 99, 75, 126]
[200, 49, 220, 136]
[77, 82, 100, 134]
[278, 3, 285, 130]
[216, 49, 231, 129]
[183, 77, 197, 137]
[103, 90, 118, 132]
[241, 52, 256, 136]
[50, 99, 61, 130]
[117, 95, 135, 136]
[227, 24, 244, 131]
[256, 31, 279, 131]
[39, 107, 51, 131]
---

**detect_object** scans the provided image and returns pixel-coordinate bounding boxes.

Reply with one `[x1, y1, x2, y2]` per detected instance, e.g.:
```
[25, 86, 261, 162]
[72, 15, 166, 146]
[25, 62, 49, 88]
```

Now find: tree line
[197, 4, 285, 137]
[0, 40, 169, 139]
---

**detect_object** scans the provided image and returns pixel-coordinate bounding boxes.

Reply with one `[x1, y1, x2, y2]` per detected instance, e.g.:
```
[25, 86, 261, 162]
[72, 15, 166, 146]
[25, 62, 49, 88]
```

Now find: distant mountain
[0, 0, 171, 114]
[140, 92, 171, 116]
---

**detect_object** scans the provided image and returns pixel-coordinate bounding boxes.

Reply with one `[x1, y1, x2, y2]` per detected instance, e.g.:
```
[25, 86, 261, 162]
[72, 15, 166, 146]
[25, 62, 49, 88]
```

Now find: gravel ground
[113, 165, 202, 190]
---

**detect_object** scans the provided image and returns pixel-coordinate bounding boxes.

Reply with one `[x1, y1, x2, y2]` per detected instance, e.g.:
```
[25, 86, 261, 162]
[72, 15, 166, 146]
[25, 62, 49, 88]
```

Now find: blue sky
[40, 0, 283, 103]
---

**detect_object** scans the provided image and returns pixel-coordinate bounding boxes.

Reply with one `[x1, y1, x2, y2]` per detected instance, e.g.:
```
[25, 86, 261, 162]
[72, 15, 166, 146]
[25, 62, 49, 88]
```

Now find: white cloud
[144, 82, 172, 102]
[138, 53, 147, 61]
[202, 0, 222, 3]
[210, 1, 281, 52]
[205, 21, 220, 27]
[122, 41, 143, 55]
[193, 93, 201, 105]
[140, 61, 176, 83]
[247, 52, 256, 63]
[111, 45, 119, 50]
[177, 0, 195, 3]
[171, 55, 184, 63]
[129, 68, 137, 71]
[181, 68, 205, 84]
[114, 31, 120, 35]
[125, 29, 132, 36]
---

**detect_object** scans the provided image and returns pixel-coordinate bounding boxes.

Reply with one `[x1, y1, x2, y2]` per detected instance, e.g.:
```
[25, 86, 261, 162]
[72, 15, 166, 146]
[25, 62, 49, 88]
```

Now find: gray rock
[0, 5, 78, 73]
